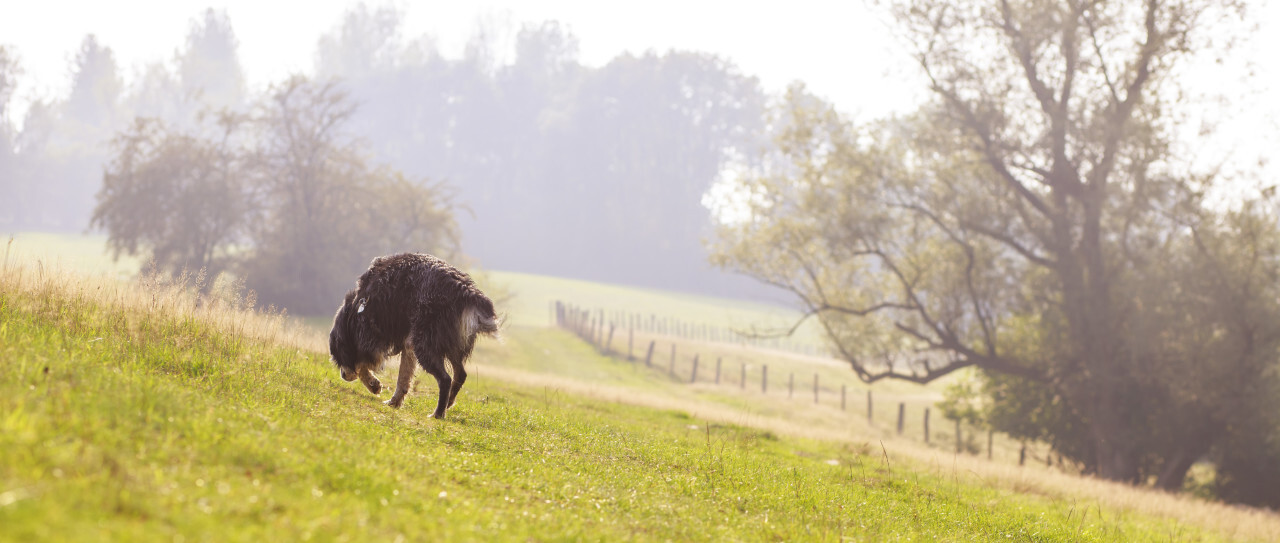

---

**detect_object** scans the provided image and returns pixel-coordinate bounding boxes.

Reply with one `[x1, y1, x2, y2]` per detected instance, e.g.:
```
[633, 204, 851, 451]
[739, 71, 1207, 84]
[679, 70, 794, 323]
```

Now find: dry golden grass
[0, 250, 321, 354]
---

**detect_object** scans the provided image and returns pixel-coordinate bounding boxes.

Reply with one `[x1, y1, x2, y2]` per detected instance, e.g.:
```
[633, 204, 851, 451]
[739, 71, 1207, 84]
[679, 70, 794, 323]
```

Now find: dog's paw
[364, 380, 382, 395]
[384, 396, 404, 409]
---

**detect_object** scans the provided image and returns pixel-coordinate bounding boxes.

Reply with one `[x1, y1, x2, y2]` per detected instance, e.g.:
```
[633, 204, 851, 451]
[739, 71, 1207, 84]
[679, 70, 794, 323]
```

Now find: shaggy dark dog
[329, 253, 499, 419]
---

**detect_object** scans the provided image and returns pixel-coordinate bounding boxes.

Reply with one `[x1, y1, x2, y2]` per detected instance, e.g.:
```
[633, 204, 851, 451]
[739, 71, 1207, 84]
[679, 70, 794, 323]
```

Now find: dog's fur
[329, 253, 499, 419]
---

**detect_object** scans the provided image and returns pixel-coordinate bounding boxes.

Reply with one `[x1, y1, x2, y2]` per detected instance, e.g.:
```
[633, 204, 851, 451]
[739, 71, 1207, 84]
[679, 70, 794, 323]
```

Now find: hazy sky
[0, 0, 925, 123]
[3, 0, 1276, 188]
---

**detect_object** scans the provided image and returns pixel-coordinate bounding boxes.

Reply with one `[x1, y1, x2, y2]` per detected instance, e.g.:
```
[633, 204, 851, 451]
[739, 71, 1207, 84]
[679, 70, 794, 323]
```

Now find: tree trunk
[1092, 423, 1141, 483]
[1155, 449, 1196, 492]
[1154, 430, 1216, 491]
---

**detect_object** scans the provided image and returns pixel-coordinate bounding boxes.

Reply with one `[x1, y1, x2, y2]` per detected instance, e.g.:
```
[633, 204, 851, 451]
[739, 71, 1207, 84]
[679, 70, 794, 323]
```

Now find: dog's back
[356, 253, 499, 359]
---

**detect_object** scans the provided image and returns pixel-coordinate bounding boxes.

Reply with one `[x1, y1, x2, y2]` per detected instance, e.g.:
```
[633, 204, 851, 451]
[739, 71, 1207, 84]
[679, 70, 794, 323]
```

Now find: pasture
[2, 233, 1279, 541]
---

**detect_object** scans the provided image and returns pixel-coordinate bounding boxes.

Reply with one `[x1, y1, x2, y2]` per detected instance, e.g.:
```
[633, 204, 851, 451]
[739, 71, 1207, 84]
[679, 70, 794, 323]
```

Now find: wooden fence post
[988, 430, 994, 460]
[1019, 444, 1026, 466]
[955, 420, 962, 454]
[715, 357, 722, 384]
[813, 373, 819, 404]
[628, 325, 634, 360]
[740, 363, 746, 390]
[762, 365, 768, 393]
[644, 340, 655, 367]
[924, 408, 931, 444]
[867, 391, 873, 425]
[605, 324, 615, 355]
[691, 355, 699, 383]
[841, 385, 847, 411]
[897, 403, 905, 435]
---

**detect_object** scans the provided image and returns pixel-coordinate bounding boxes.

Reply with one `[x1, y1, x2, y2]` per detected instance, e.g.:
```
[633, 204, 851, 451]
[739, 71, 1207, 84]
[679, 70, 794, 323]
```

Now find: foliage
[0, 44, 17, 124]
[2, 12, 246, 232]
[92, 77, 459, 314]
[4, 8, 767, 295]
[709, 0, 1280, 503]
[0, 45, 17, 212]
[314, 7, 767, 295]
[92, 116, 248, 278]
[177, 9, 245, 111]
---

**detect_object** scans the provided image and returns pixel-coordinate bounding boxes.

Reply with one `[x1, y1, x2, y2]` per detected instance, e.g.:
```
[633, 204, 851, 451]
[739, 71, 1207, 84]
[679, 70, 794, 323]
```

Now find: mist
[0, 4, 911, 302]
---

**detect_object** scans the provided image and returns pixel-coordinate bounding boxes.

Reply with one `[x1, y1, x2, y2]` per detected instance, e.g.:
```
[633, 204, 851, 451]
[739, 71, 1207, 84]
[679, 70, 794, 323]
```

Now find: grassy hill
[3, 259, 1279, 541]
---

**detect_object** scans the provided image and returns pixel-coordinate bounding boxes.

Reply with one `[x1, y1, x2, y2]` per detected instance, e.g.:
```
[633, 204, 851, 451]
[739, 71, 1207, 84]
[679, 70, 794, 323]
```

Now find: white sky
[0, 0, 925, 123]
[1, 0, 1276, 188]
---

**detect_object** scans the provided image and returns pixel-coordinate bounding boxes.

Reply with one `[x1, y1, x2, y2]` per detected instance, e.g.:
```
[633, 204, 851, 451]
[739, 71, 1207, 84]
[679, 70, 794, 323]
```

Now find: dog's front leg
[385, 346, 416, 409]
[357, 365, 382, 395]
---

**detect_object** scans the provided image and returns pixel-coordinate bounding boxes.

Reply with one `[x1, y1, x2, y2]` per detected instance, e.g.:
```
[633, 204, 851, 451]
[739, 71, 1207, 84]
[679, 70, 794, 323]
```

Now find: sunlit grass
[3, 259, 1279, 541]
[5, 235, 1280, 540]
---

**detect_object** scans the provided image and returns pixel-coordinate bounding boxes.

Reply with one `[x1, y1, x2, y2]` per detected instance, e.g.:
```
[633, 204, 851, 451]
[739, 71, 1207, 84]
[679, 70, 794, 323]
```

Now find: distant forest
[0, 6, 770, 298]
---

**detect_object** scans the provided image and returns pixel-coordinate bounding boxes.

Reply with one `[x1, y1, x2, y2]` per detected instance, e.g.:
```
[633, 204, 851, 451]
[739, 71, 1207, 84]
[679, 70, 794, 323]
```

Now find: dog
[329, 253, 500, 419]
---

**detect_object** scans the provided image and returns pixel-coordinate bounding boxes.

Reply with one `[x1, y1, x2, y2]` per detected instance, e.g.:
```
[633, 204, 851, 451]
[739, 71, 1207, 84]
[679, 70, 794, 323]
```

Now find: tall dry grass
[1, 241, 322, 353]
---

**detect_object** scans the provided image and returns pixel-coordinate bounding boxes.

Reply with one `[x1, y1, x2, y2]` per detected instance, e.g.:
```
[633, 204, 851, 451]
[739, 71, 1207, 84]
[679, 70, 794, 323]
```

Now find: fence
[551, 300, 829, 357]
[551, 300, 1013, 459]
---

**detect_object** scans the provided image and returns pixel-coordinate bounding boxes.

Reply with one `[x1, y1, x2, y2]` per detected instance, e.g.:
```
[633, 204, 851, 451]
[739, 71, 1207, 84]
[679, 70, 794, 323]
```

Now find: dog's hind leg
[445, 336, 475, 409]
[385, 344, 417, 409]
[416, 351, 452, 419]
[446, 357, 467, 409]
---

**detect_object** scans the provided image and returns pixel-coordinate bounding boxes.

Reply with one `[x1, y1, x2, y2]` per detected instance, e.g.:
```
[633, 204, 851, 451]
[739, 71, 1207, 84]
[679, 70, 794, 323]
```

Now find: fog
[1, 2, 1277, 300]
[0, 2, 921, 300]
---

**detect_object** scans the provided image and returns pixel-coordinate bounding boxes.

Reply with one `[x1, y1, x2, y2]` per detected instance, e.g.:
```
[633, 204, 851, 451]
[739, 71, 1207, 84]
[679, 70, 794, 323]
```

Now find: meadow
[2, 233, 1279, 541]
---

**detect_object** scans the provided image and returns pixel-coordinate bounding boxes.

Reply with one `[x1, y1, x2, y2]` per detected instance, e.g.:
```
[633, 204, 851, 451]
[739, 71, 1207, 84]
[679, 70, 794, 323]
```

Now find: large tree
[92, 115, 248, 278]
[710, 0, 1275, 492]
[94, 77, 459, 314]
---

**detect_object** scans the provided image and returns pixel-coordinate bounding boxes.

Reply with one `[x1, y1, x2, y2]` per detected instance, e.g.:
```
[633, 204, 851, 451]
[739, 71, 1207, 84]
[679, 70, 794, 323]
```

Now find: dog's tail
[460, 293, 501, 341]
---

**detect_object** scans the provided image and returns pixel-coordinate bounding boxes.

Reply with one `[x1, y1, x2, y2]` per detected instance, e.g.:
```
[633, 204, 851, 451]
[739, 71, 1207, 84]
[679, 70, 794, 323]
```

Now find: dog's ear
[357, 297, 367, 313]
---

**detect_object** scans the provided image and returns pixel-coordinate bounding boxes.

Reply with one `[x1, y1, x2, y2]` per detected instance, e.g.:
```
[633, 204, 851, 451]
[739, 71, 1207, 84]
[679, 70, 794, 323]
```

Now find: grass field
[3, 232, 142, 280]
[485, 269, 829, 342]
[5, 232, 1280, 540]
[4, 257, 1280, 541]
[0, 233, 1230, 474]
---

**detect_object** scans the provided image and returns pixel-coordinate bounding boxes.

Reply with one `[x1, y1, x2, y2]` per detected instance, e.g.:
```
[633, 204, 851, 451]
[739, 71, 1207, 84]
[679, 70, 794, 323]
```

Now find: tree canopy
[93, 77, 459, 314]
[710, 0, 1279, 502]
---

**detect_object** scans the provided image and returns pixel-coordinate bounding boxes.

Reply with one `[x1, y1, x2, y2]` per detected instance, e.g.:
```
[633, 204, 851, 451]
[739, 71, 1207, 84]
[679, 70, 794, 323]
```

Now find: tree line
[0, 6, 768, 298]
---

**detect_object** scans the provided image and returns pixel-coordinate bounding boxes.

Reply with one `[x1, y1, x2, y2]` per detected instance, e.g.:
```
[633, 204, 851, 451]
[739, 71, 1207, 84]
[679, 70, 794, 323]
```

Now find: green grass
[486, 270, 831, 346]
[0, 280, 1250, 541]
[0, 231, 1123, 476]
